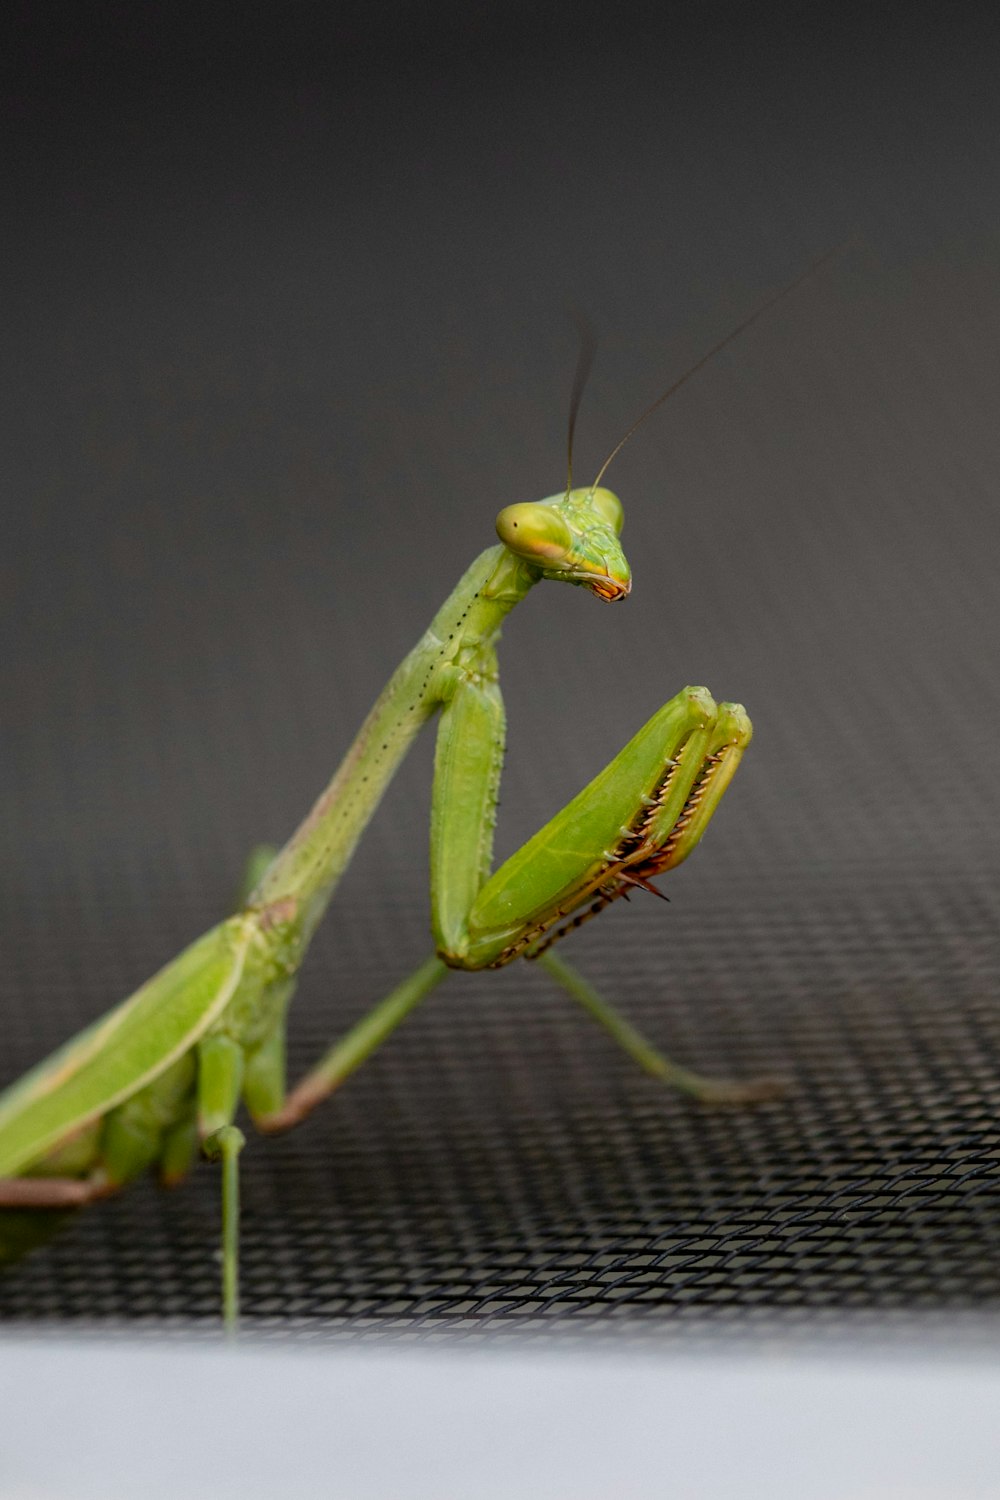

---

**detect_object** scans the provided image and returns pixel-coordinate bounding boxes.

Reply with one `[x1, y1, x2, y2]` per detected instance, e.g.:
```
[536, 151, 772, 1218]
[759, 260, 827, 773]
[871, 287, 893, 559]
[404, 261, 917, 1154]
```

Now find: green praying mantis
[0, 272, 821, 1329]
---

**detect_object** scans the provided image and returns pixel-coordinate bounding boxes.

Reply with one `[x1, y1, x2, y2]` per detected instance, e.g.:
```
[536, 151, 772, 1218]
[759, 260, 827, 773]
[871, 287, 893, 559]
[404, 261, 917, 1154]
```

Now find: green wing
[0, 916, 254, 1177]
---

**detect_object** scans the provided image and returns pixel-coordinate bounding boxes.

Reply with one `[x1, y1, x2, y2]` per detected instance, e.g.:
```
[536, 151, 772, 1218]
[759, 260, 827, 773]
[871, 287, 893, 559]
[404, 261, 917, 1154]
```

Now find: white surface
[0, 1336, 998, 1499]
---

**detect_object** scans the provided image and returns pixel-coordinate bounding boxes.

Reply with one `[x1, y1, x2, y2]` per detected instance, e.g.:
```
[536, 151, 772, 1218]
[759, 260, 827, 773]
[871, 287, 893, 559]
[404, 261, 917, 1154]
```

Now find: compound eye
[495, 503, 572, 562]
[590, 488, 624, 534]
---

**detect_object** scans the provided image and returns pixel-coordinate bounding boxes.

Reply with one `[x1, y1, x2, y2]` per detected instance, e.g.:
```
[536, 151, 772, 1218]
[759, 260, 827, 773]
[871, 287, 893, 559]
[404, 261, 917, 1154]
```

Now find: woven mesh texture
[2, 27, 1000, 1338]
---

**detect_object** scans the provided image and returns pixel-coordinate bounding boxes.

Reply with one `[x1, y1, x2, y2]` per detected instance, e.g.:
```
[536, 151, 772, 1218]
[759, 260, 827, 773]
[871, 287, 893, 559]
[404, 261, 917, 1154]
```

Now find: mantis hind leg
[0, 1173, 113, 1207]
[538, 951, 785, 1105]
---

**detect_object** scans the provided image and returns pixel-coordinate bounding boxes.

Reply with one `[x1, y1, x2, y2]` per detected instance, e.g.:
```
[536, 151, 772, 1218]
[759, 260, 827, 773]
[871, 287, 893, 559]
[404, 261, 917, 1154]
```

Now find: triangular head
[495, 487, 630, 602]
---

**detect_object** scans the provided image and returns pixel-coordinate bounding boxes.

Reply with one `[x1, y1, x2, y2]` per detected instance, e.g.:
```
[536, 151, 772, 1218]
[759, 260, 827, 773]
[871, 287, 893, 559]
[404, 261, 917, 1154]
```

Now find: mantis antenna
[565, 309, 598, 496]
[591, 243, 848, 492]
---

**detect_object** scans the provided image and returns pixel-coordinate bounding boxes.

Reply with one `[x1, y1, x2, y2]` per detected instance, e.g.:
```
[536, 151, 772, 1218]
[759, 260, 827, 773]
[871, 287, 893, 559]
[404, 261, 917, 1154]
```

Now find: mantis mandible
[0, 272, 819, 1328]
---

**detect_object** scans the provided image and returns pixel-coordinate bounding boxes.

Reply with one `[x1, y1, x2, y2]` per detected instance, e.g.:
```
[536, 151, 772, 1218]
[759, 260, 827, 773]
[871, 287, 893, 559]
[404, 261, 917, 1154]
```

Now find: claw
[619, 872, 669, 901]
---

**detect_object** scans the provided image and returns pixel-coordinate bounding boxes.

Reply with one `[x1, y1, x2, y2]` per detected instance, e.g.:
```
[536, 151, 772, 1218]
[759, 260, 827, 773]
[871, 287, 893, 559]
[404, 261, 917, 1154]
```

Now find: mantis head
[495, 488, 630, 602]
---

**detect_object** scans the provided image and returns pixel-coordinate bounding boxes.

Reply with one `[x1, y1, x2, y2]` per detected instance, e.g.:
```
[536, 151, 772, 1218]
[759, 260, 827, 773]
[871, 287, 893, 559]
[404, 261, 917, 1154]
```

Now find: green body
[0, 486, 766, 1323]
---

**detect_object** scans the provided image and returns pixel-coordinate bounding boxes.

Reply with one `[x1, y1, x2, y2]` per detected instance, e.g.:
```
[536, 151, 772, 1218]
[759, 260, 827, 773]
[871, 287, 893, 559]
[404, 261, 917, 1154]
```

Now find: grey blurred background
[1, 4, 999, 1328]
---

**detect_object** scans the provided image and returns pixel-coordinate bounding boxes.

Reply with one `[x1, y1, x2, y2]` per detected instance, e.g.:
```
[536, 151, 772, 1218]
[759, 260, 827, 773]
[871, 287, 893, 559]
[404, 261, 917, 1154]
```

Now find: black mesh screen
[2, 867, 998, 1336]
[2, 15, 1000, 1339]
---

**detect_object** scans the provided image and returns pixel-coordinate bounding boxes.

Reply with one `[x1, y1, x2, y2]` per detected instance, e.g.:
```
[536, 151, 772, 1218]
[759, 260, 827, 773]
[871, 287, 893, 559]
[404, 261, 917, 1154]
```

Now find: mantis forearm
[428, 685, 752, 971]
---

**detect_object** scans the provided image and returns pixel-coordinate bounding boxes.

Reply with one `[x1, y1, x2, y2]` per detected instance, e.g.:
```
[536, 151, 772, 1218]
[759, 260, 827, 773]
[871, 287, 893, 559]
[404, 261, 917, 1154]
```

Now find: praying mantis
[0, 272, 821, 1329]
